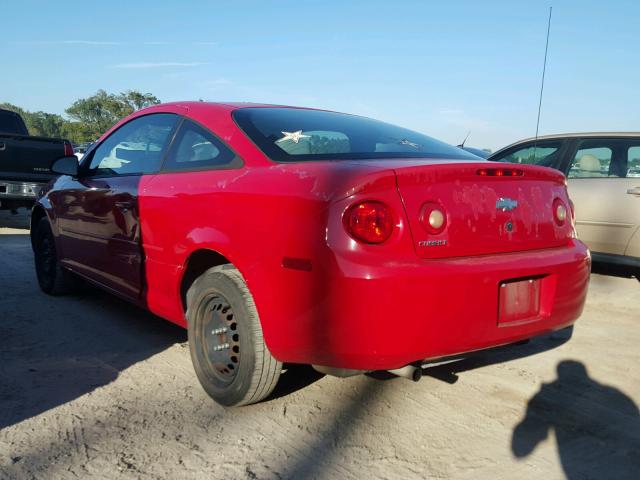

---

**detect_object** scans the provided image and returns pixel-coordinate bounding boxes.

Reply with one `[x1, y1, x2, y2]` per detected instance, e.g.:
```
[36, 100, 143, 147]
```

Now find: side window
[568, 146, 612, 178]
[567, 139, 630, 179]
[627, 146, 640, 177]
[88, 113, 179, 176]
[163, 119, 237, 170]
[494, 141, 562, 168]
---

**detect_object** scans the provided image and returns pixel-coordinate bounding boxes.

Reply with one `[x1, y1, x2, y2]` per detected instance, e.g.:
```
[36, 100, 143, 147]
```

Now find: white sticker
[398, 139, 420, 149]
[277, 130, 311, 144]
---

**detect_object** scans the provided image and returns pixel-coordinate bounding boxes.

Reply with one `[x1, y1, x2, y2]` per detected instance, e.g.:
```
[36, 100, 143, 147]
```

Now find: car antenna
[458, 131, 471, 148]
[533, 6, 553, 160]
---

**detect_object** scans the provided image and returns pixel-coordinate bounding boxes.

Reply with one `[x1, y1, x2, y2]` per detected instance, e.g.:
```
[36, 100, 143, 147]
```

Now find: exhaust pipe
[388, 365, 422, 382]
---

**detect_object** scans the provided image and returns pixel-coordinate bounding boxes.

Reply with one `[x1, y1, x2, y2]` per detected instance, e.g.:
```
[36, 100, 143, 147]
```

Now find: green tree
[65, 89, 161, 140]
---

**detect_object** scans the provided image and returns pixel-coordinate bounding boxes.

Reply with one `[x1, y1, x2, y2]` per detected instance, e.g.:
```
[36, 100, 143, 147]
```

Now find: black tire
[33, 217, 76, 295]
[186, 265, 282, 407]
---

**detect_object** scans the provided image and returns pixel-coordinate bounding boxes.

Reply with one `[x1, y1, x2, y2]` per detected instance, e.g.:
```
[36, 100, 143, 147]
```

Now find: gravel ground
[0, 209, 638, 480]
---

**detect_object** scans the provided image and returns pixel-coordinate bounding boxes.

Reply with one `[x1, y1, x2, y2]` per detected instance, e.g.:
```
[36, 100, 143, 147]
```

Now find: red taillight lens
[419, 202, 447, 234]
[553, 198, 567, 225]
[477, 168, 523, 177]
[63, 141, 74, 157]
[345, 201, 394, 244]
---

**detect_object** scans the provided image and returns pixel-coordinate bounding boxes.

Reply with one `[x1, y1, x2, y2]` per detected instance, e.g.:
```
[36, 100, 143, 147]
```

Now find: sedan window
[495, 141, 562, 168]
[627, 146, 640, 177]
[163, 119, 237, 170]
[233, 107, 478, 162]
[87, 113, 179, 176]
[569, 147, 612, 178]
[568, 139, 629, 179]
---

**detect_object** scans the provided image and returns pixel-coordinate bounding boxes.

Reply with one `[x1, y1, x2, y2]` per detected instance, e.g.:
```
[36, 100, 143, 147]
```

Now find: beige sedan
[488, 133, 640, 278]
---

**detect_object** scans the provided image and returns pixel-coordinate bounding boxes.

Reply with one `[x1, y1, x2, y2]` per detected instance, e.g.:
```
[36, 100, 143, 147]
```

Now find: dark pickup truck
[0, 108, 73, 211]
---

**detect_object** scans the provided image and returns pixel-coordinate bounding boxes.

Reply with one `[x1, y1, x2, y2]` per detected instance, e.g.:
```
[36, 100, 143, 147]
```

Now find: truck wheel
[33, 217, 76, 295]
[186, 265, 282, 407]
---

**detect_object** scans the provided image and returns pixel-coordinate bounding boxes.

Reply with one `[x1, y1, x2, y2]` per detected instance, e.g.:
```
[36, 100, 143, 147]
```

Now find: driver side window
[88, 113, 179, 176]
[496, 141, 562, 168]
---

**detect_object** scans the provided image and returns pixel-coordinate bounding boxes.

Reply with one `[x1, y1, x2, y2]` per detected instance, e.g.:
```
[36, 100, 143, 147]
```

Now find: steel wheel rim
[201, 294, 240, 383]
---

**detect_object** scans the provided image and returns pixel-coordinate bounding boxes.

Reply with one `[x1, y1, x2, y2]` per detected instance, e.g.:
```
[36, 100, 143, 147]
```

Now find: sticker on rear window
[277, 130, 310, 144]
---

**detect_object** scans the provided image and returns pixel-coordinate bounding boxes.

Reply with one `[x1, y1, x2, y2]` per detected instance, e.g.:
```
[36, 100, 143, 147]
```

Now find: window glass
[163, 119, 236, 170]
[628, 146, 640, 177]
[0, 111, 27, 135]
[276, 130, 350, 155]
[494, 142, 562, 168]
[233, 108, 478, 162]
[568, 146, 613, 178]
[88, 114, 178, 176]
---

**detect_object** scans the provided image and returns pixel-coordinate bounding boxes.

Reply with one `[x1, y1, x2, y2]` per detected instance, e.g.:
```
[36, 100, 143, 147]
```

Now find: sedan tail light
[553, 198, 568, 225]
[419, 202, 447, 234]
[345, 201, 394, 244]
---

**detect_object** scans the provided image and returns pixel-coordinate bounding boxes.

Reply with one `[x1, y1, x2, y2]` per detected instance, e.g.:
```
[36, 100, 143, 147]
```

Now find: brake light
[345, 201, 394, 244]
[553, 198, 567, 225]
[419, 202, 447, 234]
[63, 141, 74, 157]
[477, 168, 524, 177]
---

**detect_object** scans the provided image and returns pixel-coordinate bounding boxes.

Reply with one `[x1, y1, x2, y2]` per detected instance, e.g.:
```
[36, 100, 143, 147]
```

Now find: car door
[52, 113, 180, 299]
[566, 138, 640, 255]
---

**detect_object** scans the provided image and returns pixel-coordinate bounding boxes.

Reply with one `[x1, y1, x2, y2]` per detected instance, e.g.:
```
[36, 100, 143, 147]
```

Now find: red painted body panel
[38, 102, 591, 372]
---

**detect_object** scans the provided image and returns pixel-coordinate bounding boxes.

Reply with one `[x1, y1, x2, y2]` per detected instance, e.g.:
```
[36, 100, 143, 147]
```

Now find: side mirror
[51, 155, 79, 176]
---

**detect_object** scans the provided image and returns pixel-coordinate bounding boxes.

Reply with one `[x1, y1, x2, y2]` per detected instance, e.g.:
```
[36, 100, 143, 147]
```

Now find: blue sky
[1, 0, 638, 150]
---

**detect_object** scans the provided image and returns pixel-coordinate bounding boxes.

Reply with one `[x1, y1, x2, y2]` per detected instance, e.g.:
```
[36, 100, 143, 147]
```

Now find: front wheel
[33, 217, 77, 295]
[186, 265, 282, 406]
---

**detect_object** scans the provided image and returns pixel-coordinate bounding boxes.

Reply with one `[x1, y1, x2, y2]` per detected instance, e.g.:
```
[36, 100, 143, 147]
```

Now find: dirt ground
[0, 208, 638, 480]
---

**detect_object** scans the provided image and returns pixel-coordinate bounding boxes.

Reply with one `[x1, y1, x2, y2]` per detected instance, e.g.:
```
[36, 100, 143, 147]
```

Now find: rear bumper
[0, 180, 44, 199]
[276, 240, 590, 370]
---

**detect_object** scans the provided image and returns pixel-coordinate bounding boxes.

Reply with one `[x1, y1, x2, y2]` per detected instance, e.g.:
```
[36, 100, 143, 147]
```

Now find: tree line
[0, 90, 160, 144]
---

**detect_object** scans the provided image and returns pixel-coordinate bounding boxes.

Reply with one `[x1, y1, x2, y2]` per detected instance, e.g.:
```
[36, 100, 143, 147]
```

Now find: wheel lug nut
[212, 343, 230, 351]
[211, 327, 228, 335]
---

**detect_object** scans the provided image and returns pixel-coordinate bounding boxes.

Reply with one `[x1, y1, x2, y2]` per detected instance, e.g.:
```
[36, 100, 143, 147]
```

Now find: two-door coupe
[32, 103, 591, 406]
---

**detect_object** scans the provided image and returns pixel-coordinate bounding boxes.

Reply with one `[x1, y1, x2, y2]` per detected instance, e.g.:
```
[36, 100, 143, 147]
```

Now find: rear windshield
[233, 107, 478, 162]
[0, 110, 27, 135]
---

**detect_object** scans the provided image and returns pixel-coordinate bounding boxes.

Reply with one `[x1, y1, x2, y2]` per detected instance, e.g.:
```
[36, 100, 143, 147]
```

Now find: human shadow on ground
[512, 360, 640, 480]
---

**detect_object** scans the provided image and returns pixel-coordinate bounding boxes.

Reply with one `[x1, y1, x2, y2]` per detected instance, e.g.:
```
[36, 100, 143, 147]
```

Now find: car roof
[155, 101, 325, 112]
[491, 132, 640, 158]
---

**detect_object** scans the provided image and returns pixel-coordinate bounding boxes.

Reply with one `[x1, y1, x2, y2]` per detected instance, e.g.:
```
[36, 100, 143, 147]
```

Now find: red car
[32, 103, 590, 406]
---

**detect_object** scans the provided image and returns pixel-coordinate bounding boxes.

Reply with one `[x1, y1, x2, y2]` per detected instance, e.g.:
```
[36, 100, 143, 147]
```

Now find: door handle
[115, 200, 134, 211]
[626, 187, 640, 196]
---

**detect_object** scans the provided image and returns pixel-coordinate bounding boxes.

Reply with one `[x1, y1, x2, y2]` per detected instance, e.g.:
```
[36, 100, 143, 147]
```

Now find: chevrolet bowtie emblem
[496, 198, 518, 212]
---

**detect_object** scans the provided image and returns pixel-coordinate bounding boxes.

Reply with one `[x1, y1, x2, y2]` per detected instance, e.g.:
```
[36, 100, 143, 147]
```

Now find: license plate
[498, 278, 541, 325]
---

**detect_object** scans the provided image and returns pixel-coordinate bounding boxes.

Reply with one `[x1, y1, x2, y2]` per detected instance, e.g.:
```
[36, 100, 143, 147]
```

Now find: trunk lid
[393, 162, 574, 259]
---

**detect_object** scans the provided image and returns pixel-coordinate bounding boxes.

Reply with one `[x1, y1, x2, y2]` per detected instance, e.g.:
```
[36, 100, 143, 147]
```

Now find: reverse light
[419, 202, 447, 234]
[345, 201, 394, 244]
[553, 198, 567, 225]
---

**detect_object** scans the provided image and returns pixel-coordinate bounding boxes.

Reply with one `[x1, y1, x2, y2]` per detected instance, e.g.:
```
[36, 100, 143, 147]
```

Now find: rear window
[233, 107, 478, 162]
[0, 111, 27, 135]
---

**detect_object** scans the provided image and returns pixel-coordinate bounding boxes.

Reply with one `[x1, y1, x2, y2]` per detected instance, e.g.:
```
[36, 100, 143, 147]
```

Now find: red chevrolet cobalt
[32, 103, 590, 406]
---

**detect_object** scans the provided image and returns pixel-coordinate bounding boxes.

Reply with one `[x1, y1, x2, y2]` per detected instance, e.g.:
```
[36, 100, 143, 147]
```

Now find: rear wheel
[186, 265, 282, 406]
[33, 217, 76, 295]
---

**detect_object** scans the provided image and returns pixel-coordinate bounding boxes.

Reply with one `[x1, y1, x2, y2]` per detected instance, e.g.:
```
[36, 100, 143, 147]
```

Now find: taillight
[477, 168, 523, 177]
[345, 201, 394, 244]
[553, 198, 567, 225]
[63, 141, 74, 157]
[419, 202, 447, 234]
